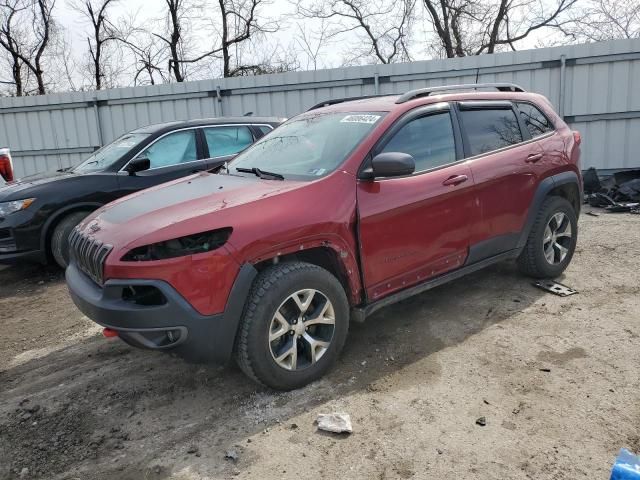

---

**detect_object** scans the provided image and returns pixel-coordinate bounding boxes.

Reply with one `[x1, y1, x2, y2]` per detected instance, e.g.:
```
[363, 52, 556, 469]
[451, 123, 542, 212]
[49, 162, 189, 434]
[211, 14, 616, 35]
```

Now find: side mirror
[125, 156, 151, 175]
[365, 152, 415, 179]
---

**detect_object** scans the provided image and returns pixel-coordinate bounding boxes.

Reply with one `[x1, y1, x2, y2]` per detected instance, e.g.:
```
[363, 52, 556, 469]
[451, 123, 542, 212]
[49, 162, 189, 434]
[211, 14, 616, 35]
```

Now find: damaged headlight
[0, 198, 35, 218]
[121, 228, 233, 261]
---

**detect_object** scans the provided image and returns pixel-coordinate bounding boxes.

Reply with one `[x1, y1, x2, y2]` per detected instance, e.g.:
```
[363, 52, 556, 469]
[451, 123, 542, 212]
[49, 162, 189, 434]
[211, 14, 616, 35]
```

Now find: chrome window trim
[464, 130, 556, 162]
[119, 123, 274, 173]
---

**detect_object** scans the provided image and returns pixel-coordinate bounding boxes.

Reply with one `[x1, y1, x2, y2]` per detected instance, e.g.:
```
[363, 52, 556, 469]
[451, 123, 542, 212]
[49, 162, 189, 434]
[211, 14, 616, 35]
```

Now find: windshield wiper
[235, 167, 284, 180]
[56, 166, 74, 173]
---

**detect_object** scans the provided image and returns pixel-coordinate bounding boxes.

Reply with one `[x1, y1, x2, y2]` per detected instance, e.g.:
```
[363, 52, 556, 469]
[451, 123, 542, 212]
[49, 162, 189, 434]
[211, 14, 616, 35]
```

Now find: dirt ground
[0, 212, 638, 480]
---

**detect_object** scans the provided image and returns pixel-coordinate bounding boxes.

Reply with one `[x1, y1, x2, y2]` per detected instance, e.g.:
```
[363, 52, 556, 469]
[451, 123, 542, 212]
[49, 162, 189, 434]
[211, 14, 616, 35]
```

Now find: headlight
[0, 198, 35, 217]
[121, 228, 233, 261]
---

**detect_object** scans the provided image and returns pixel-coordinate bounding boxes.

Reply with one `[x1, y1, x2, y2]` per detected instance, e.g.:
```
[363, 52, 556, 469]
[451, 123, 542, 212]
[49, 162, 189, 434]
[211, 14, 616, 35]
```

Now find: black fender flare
[213, 262, 257, 363]
[40, 202, 103, 252]
[516, 171, 581, 250]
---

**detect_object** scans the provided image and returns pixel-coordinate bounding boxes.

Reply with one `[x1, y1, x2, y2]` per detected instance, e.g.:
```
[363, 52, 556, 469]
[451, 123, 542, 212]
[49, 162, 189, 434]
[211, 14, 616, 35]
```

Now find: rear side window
[461, 108, 523, 156]
[257, 125, 273, 136]
[381, 113, 456, 172]
[516, 102, 554, 137]
[142, 130, 198, 168]
[203, 126, 254, 157]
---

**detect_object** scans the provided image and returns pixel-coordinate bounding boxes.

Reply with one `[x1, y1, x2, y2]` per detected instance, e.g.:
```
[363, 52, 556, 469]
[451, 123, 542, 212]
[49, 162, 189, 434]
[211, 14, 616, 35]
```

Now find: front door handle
[526, 153, 543, 163]
[442, 174, 468, 186]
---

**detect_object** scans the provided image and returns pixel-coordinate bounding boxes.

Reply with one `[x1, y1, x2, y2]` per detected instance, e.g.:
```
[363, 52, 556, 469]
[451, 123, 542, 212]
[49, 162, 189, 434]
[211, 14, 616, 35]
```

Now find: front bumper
[66, 262, 255, 364]
[0, 248, 46, 264]
[0, 209, 46, 264]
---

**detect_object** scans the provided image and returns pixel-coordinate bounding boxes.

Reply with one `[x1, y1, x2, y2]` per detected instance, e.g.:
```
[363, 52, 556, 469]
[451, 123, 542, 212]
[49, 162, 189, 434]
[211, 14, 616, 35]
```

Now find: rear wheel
[234, 261, 349, 390]
[51, 211, 91, 269]
[517, 196, 578, 278]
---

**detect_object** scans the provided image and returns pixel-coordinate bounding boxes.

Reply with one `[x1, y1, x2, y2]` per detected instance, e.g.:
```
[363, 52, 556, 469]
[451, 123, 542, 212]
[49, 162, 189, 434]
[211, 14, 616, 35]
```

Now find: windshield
[73, 133, 150, 173]
[231, 112, 385, 180]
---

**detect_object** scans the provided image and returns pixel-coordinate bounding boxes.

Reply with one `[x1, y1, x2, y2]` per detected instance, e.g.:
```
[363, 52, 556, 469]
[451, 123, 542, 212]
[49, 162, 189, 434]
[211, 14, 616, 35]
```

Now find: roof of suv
[308, 83, 548, 114]
[131, 116, 284, 134]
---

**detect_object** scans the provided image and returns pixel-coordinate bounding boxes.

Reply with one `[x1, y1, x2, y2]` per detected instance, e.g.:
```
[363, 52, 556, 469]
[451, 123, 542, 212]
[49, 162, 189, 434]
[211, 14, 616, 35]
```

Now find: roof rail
[307, 94, 389, 111]
[395, 83, 526, 104]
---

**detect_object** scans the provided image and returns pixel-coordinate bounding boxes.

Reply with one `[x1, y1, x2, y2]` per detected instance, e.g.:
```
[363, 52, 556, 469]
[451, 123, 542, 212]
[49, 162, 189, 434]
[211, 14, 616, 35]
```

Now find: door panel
[466, 141, 543, 249]
[357, 163, 475, 301]
[458, 104, 542, 253]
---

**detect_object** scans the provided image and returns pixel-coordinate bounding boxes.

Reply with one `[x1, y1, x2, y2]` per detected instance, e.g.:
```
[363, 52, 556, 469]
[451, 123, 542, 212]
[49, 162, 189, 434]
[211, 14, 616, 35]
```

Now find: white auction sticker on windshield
[340, 114, 381, 124]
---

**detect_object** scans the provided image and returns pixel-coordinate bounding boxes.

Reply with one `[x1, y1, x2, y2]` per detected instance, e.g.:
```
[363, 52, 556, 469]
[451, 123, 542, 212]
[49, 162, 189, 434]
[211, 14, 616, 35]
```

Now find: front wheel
[51, 211, 91, 269]
[234, 262, 349, 390]
[517, 196, 578, 278]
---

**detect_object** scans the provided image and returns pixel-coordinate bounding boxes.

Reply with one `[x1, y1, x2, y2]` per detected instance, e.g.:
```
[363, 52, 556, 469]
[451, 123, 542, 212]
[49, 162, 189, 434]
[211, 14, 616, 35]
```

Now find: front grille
[69, 228, 113, 285]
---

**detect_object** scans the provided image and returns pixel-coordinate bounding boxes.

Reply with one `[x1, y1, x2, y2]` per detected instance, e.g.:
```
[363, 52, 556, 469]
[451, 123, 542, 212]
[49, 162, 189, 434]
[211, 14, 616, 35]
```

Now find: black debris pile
[584, 168, 640, 213]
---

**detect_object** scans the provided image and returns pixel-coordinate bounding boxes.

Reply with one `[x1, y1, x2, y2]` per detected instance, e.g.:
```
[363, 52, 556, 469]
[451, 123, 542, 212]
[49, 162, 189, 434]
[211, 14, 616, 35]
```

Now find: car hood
[0, 169, 77, 200]
[83, 172, 305, 249]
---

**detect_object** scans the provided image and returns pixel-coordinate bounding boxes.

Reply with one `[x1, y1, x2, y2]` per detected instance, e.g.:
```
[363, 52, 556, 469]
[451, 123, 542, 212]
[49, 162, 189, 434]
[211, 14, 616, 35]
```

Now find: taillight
[572, 131, 582, 146]
[0, 154, 13, 182]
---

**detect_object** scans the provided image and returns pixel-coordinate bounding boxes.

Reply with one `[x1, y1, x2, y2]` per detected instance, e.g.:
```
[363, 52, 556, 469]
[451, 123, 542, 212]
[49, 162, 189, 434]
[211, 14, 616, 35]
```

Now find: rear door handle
[526, 153, 543, 163]
[442, 174, 468, 186]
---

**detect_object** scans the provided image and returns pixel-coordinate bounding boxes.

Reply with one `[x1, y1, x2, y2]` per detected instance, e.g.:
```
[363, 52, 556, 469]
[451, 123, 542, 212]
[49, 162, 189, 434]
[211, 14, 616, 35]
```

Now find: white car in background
[0, 148, 13, 185]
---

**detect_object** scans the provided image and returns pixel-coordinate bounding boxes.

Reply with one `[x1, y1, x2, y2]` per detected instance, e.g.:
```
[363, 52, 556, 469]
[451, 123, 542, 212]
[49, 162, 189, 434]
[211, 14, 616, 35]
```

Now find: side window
[516, 102, 554, 137]
[257, 125, 273, 136]
[140, 130, 197, 169]
[204, 126, 254, 157]
[381, 113, 457, 172]
[461, 108, 523, 156]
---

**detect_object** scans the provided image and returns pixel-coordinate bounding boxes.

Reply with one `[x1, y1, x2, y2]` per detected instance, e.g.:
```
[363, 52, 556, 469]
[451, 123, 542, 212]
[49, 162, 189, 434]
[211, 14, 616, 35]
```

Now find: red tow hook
[102, 328, 119, 339]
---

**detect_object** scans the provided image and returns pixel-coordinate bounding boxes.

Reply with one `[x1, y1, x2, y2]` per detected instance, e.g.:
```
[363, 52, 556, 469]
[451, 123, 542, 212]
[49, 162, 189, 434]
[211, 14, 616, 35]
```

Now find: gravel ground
[0, 211, 638, 480]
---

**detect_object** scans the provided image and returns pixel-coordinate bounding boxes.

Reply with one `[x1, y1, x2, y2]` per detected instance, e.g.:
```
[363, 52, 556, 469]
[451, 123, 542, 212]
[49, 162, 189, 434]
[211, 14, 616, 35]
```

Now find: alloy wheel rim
[543, 212, 572, 265]
[268, 289, 336, 371]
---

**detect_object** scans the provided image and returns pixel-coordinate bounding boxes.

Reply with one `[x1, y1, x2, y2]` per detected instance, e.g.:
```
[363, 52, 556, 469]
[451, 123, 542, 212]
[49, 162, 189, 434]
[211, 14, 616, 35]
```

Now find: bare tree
[422, 0, 480, 57]
[120, 30, 170, 85]
[559, 0, 639, 41]
[0, 0, 55, 95]
[423, 0, 577, 57]
[0, 0, 27, 95]
[165, 0, 278, 78]
[295, 0, 416, 65]
[294, 20, 331, 70]
[70, 0, 123, 90]
[154, 0, 192, 82]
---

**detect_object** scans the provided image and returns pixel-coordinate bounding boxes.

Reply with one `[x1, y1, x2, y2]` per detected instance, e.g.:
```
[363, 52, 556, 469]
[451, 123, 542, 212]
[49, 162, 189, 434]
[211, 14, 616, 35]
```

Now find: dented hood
[82, 171, 304, 249]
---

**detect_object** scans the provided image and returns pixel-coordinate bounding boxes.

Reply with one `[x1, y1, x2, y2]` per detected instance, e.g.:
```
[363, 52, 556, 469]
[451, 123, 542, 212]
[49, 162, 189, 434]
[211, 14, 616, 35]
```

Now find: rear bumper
[66, 262, 257, 364]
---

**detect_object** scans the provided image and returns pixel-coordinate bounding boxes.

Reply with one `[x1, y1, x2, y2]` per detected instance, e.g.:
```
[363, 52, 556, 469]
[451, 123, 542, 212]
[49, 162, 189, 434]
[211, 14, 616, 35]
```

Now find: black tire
[234, 261, 349, 390]
[51, 211, 91, 269]
[517, 196, 578, 278]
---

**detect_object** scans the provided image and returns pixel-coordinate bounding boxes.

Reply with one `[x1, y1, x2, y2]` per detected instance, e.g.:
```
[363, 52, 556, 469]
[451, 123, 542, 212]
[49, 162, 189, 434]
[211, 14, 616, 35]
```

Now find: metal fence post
[93, 97, 104, 147]
[559, 54, 567, 118]
[216, 86, 223, 116]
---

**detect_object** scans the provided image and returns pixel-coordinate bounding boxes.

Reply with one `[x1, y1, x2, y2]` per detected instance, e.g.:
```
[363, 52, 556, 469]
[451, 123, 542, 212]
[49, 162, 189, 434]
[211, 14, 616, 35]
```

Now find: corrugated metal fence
[2, 38, 639, 178]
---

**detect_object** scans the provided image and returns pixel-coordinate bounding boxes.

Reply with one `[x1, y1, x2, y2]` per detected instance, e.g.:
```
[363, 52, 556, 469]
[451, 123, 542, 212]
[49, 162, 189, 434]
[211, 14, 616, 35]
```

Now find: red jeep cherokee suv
[67, 83, 582, 390]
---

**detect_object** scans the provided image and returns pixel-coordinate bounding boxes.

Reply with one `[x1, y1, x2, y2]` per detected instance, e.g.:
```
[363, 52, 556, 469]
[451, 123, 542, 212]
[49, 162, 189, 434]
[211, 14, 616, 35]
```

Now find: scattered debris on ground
[224, 449, 239, 462]
[584, 167, 640, 213]
[1, 215, 639, 479]
[533, 280, 578, 297]
[316, 413, 353, 434]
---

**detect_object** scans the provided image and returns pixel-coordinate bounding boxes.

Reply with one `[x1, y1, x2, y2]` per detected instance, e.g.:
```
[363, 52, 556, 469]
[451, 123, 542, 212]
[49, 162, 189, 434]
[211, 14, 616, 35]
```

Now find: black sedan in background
[0, 117, 283, 267]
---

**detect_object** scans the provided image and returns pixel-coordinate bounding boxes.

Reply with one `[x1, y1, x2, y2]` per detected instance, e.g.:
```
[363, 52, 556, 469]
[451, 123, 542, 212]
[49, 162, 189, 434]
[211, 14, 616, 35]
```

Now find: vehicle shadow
[0, 260, 546, 480]
[0, 262, 63, 300]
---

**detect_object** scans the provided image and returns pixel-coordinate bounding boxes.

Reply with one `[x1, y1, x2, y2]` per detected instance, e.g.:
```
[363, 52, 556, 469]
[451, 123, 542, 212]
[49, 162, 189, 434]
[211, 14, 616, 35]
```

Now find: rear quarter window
[461, 108, 523, 156]
[516, 102, 555, 137]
